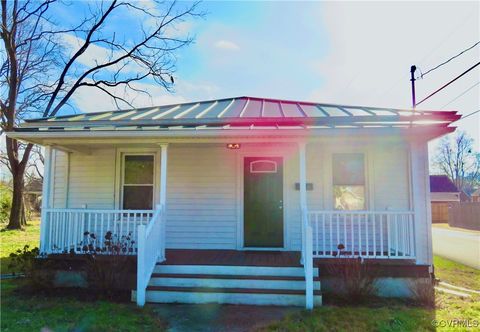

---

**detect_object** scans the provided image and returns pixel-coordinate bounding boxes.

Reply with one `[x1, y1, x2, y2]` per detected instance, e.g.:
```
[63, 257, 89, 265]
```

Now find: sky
[1, 1, 479, 180]
[62, 1, 479, 153]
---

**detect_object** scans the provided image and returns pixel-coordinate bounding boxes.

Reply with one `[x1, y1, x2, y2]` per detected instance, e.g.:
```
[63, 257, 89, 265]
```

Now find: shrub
[0, 184, 12, 223]
[8, 245, 53, 289]
[409, 278, 437, 308]
[76, 230, 136, 298]
[326, 256, 378, 304]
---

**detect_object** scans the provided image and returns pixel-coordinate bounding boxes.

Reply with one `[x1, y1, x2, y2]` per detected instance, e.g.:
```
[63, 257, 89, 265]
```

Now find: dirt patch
[151, 303, 302, 332]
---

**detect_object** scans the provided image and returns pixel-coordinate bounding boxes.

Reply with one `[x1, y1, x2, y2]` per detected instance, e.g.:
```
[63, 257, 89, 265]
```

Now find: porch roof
[16, 96, 460, 133]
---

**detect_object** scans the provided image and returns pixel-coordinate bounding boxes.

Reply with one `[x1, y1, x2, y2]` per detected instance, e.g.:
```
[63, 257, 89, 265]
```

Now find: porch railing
[41, 209, 154, 254]
[136, 204, 166, 306]
[301, 208, 314, 309]
[307, 210, 416, 259]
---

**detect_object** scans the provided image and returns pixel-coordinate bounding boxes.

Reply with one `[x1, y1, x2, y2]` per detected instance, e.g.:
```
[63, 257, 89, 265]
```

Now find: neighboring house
[472, 189, 480, 203]
[7, 96, 460, 308]
[430, 175, 460, 202]
[24, 177, 43, 212]
[430, 175, 460, 223]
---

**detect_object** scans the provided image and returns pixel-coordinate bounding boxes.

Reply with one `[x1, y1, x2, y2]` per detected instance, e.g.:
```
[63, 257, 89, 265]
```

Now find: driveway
[432, 225, 480, 269]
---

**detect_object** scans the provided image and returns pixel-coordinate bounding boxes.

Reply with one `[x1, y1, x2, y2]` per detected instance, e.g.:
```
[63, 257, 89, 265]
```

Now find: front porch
[35, 138, 432, 309]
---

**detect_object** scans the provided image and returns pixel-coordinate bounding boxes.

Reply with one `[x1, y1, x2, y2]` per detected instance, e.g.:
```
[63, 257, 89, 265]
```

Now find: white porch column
[159, 143, 168, 260]
[299, 142, 307, 263]
[299, 142, 314, 309]
[410, 140, 432, 266]
[40, 145, 53, 253]
[159, 143, 168, 208]
[299, 142, 307, 210]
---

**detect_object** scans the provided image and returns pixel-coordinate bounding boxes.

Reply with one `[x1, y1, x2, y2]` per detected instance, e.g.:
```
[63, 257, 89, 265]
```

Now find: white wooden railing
[41, 209, 154, 254]
[136, 204, 166, 306]
[301, 208, 314, 309]
[307, 211, 416, 259]
[300, 209, 416, 309]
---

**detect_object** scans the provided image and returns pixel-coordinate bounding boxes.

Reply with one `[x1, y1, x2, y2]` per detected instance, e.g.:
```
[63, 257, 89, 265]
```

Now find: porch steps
[138, 264, 322, 306]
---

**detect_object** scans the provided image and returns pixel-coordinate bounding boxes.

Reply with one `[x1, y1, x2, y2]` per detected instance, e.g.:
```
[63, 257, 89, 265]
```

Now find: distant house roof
[15, 96, 460, 133]
[430, 175, 459, 193]
[25, 178, 43, 193]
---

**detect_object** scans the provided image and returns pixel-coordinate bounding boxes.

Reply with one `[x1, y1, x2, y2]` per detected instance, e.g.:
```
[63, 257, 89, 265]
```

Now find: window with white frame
[122, 155, 154, 210]
[332, 153, 365, 210]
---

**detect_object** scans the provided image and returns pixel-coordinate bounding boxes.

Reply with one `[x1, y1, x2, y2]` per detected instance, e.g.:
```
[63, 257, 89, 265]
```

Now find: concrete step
[154, 264, 318, 277]
[135, 287, 322, 306]
[149, 273, 321, 290]
[138, 264, 322, 306]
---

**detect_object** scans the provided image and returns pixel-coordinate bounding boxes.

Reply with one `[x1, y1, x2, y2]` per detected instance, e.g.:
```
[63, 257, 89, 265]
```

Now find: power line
[418, 40, 480, 79]
[441, 81, 480, 108]
[415, 61, 480, 107]
[375, 14, 475, 101]
[452, 109, 480, 123]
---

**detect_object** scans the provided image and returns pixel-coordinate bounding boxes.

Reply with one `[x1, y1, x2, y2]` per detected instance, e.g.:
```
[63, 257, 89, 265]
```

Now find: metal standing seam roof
[17, 96, 461, 132]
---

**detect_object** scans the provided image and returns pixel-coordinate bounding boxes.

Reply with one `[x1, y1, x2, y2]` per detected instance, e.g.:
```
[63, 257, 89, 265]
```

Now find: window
[122, 155, 154, 210]
[250, 160, 277, 173]
[332, 153, 365, 210]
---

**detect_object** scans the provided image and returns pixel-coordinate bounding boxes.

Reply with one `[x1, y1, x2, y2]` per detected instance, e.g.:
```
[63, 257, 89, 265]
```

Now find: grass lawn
[434, 255, 480, 290]
[0, 219, 40, 273]
[0, 280, 166, 332]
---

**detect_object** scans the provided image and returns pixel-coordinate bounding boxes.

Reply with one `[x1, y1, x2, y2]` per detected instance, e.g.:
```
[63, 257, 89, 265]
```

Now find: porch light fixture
[226, 143, 241, 149]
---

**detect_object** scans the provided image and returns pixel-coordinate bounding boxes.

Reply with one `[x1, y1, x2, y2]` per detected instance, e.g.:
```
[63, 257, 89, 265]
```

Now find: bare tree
[1, 0, 202, 229]
[434, 131, 480, 192]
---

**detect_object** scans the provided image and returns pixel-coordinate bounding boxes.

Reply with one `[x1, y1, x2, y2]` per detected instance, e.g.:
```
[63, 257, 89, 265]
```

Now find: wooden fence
[431, 202, 449, 223]
[448, 202, 480, 231]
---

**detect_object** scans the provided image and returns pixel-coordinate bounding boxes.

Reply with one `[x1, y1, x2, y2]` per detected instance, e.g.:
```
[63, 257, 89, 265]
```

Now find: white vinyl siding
[48, 139, 413, 252]
[54, 148, 115, 209]
[372, 144, 410, 210]
[165, 145, 238, 249]
[52, 150, 68, 208]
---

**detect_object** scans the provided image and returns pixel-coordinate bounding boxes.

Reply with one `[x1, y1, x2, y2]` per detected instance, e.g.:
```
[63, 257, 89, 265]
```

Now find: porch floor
[161, 249, 302, 267]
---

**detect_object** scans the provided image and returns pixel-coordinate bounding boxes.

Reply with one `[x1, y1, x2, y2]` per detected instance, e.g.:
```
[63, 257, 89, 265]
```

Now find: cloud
[61, 33, 141, 74]
[70, 78, 219, 113]
[307, 1, 479, 150]
[214, 40, 240, 51]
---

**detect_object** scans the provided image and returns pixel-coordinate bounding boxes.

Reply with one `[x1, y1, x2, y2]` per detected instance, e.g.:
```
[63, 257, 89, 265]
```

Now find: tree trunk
[7, 169, 26, 230]
[21, 195, 28, 226]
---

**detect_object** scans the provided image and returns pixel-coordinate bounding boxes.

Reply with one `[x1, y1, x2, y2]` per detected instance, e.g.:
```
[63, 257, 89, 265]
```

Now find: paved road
[432, 226, 480, 269]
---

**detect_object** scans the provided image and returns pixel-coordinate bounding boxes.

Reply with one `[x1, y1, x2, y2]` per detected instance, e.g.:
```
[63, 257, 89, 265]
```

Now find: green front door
[244, 157, 284, 247]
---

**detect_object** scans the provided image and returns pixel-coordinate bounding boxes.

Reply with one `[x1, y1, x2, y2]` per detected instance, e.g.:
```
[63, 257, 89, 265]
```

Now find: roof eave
[6, 125, 456, 146]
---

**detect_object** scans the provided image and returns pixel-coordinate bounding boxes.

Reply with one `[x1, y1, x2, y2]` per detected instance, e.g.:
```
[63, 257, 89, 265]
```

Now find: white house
[8, 96, 460, 308]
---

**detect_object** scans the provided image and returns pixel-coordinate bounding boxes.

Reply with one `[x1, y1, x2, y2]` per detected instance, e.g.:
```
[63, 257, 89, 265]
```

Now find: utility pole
[410, 65, 417, 109]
